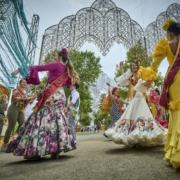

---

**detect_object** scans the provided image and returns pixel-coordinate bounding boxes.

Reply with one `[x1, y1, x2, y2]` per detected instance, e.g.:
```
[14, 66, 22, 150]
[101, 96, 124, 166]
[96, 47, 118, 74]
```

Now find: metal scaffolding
[26, 14, 40, 65]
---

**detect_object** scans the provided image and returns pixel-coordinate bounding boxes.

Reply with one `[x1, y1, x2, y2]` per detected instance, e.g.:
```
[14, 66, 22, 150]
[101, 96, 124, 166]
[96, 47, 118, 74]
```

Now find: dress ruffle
[6, 87, 76, 157]
[137, 66, 156, 81]
[168, 100, 180, 110]
[105, 92, 167, 147]
[115, 69, 132, 86]
[163, 110, 180, 169]
[152, 39, 168, 58]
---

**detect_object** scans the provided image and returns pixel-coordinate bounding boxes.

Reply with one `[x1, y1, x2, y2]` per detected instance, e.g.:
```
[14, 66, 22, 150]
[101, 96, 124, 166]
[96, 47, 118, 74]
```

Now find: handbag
[0, 114, 7, 125]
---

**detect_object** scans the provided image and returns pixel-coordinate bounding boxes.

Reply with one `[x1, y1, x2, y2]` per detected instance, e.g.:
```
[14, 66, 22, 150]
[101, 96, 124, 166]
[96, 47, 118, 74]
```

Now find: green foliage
[118, 87, 128, 100]
[44, 50, 58, 64]
[69, 50, 102, 125]
[78, 114, 91, 126]
[154, 72, 164, 87]
[31, 75, 48, 95]
[68, 50, 102, 86]
[126, 40, 151, 68]
[11, 122, 18, 136]
[32, 50, 102, 126]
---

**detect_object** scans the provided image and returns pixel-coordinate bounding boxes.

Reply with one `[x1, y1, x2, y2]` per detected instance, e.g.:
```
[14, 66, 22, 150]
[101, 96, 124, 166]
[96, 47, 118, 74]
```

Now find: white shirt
[70, 89, 79, 104]
[25, 99, 38, 120]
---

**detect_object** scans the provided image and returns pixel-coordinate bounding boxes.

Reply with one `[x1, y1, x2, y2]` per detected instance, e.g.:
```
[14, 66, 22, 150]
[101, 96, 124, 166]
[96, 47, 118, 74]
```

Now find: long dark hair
[58, 50, 79, 83]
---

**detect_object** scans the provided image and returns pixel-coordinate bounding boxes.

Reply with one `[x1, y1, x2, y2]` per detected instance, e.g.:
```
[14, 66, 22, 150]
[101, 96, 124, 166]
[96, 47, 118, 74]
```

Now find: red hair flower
[61, 48, 68, 55]
[112, 87, 118, 94]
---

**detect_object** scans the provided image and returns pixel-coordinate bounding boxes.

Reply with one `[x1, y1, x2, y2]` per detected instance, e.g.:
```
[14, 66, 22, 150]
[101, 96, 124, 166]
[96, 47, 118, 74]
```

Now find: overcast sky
[23, 0, 180, 79]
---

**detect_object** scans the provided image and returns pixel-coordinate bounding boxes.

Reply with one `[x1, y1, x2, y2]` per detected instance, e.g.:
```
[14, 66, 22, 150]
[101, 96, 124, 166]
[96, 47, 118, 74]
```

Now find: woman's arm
[30, 62, 58, 72]
[12, 90, 36, 102]
[119, 62, 124, 74]
[138, 39, 168, 87]
[108, 86, 114, 100]
[119, 98, 129, 105]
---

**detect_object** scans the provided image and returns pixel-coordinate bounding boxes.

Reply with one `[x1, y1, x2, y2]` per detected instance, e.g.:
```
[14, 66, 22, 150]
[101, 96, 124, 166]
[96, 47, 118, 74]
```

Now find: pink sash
[159, 49, 180, 109]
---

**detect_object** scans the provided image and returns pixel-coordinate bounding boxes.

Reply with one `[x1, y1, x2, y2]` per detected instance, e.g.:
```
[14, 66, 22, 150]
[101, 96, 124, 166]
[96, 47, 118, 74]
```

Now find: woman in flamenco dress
[6, 48, 79, 160]
[139, 19, 180, 169]
[105, 60, 167, 147]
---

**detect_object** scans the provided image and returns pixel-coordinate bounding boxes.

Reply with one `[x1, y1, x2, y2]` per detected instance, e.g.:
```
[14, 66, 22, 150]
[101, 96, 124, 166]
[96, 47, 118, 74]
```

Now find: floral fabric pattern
[106, 116, 167, 146]
[12, 88, 29, 108]
[105, 92, 167, 147]
[6, 87, 76, 156]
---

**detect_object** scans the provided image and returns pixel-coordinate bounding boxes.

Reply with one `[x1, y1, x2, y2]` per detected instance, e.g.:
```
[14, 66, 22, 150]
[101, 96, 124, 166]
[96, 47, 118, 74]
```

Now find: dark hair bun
[168, 22, 180, 36]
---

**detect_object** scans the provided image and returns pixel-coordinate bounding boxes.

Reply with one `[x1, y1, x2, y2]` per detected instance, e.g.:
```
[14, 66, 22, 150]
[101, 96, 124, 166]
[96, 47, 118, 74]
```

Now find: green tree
[118, 87, 128, 100]
[31, 75, 48, 95]
[44, 50, 58, 64]
[154, 72, 164, 88]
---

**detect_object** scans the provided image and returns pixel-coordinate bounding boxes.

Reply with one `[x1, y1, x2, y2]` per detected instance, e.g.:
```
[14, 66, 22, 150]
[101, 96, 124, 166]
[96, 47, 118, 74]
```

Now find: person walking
[64, 83, 80, 144]
[97, 122, 101, 133]
[1, 80, 35, 151]
[0, 94, 8, 138]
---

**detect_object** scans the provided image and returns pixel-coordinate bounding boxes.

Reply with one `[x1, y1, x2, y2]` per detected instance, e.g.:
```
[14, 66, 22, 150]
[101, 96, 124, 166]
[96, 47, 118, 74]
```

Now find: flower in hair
[61, 48, 68, 55]
[132, 59, 140, 66]
[162, 19, 175, 31]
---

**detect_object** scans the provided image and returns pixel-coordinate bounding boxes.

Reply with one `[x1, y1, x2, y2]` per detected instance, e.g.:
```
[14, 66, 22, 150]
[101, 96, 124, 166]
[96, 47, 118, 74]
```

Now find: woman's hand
[63, 107, 68, 114]
[143, 80, 153, 89]
[106, 83, 110, 86]
[28, 95, 36, 100]
[119, 61, 123, 67]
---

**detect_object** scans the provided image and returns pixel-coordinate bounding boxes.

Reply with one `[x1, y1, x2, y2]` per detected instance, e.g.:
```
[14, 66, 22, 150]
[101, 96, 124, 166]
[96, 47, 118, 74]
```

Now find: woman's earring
[168, 34, 172, 41]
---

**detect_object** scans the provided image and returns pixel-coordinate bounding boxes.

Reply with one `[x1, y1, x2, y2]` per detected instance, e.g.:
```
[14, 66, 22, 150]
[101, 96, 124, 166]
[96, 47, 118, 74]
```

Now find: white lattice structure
[39, 0, 180, 64]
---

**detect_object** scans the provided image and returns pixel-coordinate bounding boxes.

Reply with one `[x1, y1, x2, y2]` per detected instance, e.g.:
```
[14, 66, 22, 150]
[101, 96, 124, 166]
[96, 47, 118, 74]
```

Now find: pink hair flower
[61, 48, 68, 55]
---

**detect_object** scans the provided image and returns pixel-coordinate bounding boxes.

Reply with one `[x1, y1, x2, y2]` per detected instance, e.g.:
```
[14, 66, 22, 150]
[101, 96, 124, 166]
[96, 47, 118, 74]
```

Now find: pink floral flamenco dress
[6, 62, 76, 159]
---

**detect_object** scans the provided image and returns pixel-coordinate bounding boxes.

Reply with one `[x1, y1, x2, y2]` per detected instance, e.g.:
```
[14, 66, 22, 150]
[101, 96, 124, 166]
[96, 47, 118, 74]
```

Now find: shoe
[103, 133, 110, 139]
[135, 143, 143, 148]
[24, 156, 41, 160]
[50, 153, 59, 159]
[103, 133, 112, 141]
[0, 144, 8, 152]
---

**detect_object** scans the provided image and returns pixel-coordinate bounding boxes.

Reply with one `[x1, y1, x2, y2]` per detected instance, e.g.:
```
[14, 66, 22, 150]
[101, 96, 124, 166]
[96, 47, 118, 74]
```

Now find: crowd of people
[0, 18, 180, 170]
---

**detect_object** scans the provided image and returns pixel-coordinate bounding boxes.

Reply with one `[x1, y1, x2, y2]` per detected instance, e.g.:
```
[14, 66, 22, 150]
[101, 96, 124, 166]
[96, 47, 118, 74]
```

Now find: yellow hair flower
[162, 19, 175, 31]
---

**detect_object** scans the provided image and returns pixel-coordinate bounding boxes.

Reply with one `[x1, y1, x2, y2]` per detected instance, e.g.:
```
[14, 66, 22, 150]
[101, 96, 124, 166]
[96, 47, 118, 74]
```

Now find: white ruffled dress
[105, 70, 167, 147]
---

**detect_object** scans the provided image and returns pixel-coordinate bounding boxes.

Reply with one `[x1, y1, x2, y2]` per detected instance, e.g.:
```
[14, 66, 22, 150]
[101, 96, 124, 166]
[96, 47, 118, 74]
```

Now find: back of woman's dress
[137, 38, 180, 169]
[108, 99, 122, 128]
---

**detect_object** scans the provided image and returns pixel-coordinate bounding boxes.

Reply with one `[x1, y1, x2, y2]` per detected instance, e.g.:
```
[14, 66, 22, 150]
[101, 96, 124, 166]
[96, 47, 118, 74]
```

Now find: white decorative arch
[39, 0, 180, 64]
